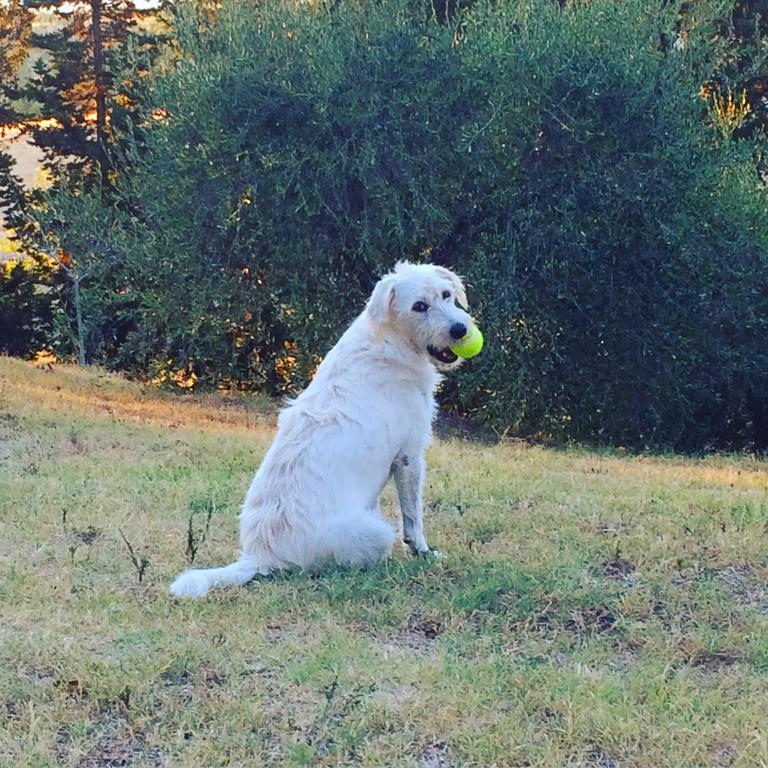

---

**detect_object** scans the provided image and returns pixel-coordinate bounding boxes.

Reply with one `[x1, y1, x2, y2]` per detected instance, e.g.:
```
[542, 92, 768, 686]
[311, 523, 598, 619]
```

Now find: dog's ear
[435, 266, 468, 309]
[366, 274, 397, 327]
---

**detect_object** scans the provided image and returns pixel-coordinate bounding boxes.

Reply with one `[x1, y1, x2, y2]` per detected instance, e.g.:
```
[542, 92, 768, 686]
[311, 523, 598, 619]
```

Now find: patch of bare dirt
[708, 742, 737, 767]
[419, 740, 458, 768]
[688, 649, 740, 671]
[674, 638, 741, 676]
[75, 526, 101, 545]
[601, 558, 635, 579]
[55, 716, 166, 768]
[717, 565, 768, 614]
[564, 605, 619, 637]
[600, 557, 641, 589]
[407, 612, 444, 640]
[567, 745, 634, 767]
[380, 612, 444, 659]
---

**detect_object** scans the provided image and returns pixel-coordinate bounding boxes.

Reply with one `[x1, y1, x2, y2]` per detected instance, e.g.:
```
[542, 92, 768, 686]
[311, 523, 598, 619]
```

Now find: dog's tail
[170, 555, 265, 599]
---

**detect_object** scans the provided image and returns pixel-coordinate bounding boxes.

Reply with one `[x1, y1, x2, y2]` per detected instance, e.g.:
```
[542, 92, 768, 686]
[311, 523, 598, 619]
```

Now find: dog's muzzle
[427, 345, 459, 364]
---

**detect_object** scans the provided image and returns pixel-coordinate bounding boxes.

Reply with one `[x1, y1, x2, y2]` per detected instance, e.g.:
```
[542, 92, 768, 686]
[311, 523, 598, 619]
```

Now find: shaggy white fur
[170, 262, 474, 598]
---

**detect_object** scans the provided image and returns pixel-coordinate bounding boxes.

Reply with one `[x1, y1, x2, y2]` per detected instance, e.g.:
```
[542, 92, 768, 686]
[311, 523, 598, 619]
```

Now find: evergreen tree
[21, 0, 168, 185]
[0, 0, 32, 95]
[0, 150, 27, 235]
[1, 1, 167, 362]
[0, 0, 33, 236]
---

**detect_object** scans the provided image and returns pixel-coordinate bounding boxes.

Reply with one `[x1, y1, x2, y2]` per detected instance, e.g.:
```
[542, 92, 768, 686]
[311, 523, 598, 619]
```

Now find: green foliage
[33, 0, 768, 449]
[448, 5, 768, 450]
[0, 255, 57, 356]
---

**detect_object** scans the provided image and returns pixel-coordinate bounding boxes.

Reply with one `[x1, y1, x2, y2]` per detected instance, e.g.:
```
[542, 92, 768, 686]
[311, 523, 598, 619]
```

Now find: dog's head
[366, 262, 473, 369]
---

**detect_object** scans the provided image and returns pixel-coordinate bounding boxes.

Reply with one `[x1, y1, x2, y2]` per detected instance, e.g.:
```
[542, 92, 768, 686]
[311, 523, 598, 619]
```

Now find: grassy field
[1, 357, 767, 767]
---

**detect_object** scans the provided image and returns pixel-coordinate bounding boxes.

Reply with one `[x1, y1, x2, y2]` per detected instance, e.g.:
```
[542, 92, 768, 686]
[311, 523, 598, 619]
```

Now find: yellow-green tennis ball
[451, 325, 484, 359]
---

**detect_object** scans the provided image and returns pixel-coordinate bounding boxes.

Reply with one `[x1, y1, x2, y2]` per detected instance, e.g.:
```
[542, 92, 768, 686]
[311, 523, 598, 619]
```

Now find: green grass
[1, 357, 767, 767]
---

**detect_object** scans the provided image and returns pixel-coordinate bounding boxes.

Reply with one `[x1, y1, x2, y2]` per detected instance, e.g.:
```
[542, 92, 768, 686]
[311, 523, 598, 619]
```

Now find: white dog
[170, 262, 474, 598]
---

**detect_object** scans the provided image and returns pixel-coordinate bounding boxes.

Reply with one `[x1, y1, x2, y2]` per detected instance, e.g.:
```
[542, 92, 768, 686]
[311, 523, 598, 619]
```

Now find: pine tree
[0, 0, 33, 237]
[2, 1, 167, 362]
[0, 150, 28, 236]
[21, 0, 167, 185]
[0, 0, 32, 92]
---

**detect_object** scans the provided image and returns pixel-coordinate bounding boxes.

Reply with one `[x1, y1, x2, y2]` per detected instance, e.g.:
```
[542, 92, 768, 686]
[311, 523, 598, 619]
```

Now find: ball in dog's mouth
[427, 345, 459, 364]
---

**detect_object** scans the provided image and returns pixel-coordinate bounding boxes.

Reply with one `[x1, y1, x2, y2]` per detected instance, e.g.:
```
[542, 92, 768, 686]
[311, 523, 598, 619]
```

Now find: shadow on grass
[242, 554, 624, 643]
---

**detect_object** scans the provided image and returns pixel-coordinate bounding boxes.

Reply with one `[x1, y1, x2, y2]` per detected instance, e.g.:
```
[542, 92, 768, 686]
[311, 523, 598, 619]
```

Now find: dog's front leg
[393, 453, 434, 555]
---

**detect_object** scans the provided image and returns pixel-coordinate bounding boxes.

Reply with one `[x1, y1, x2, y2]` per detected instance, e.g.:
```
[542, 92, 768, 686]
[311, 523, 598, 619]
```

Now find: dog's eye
[442, 290, 451, 300]
[412, 301, 429, 313]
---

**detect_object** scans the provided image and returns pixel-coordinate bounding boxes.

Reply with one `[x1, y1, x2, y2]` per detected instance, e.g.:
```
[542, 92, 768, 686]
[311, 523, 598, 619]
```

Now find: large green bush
[38, 0, 768, 450]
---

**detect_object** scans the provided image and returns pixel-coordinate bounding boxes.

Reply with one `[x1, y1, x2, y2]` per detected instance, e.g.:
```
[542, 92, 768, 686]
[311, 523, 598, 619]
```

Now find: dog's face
[367, 262, 473, 369]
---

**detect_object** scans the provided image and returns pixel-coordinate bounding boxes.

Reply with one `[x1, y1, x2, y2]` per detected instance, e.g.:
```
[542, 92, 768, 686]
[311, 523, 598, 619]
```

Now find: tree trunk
[73, 274, 86, 366]
[90, 0, 107, 171]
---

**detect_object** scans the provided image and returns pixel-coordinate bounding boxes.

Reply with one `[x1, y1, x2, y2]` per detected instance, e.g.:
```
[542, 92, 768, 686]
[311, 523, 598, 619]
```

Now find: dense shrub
[37, 0, 768, 450]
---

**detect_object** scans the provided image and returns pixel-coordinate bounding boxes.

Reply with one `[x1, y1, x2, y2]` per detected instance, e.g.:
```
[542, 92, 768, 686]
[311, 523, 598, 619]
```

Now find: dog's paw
[408, 543, 443, 559]
[404, 537, 428, 556]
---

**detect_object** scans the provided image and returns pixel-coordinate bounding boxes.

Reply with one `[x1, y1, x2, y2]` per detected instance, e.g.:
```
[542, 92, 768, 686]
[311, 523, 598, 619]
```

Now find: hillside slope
[1, 358, 767, 767]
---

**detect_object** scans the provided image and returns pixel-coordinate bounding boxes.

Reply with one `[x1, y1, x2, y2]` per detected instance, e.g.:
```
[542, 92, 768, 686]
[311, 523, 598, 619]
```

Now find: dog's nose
[449, 322, 467, 340]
